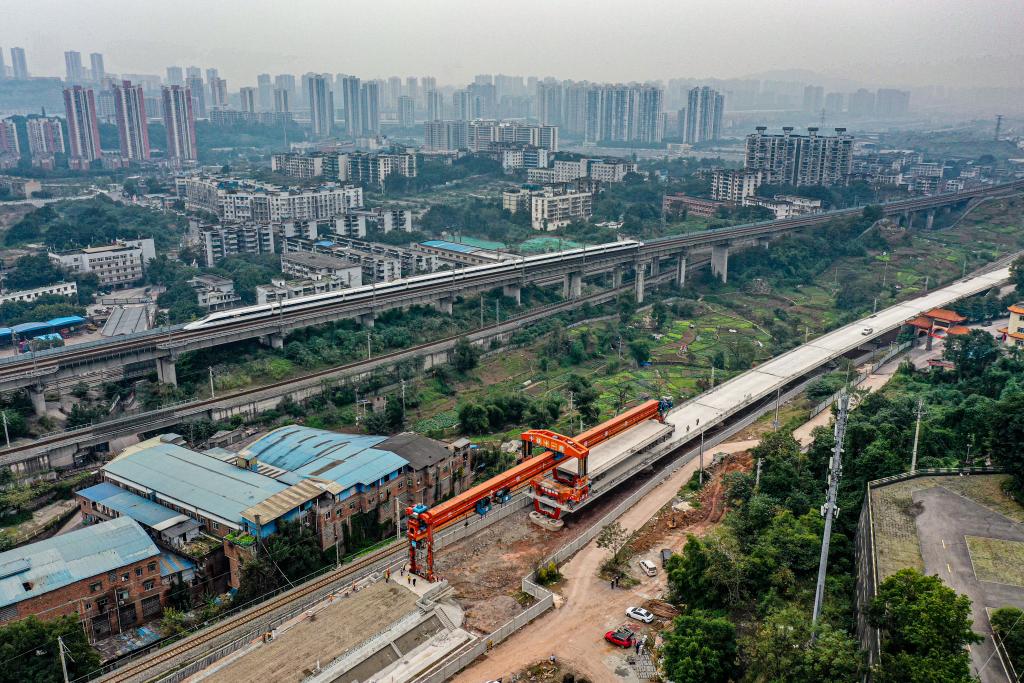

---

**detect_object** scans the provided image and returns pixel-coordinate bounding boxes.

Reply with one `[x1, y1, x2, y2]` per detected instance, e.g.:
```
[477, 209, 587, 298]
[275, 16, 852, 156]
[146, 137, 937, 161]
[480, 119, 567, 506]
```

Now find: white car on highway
[626, 606, 655, 623]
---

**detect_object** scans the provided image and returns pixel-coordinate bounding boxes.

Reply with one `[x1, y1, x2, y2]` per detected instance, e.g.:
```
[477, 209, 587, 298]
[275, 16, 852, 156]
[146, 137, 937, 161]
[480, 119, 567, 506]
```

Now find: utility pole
[57, 635, 71, 683]
[400, 379, 407, 427]
[811, 391, 850, 634]
[208, 367, 215, 398]
[1, 411, 8, 448]
[754, 457, 763, 490]
[495, 299, 499, 324]
[395, 498, 401, 542]
[366, 330, 371, 360]
[910, 397, 924, 473]
[772, 387, 781, 431]
[698, 431, 705, 485]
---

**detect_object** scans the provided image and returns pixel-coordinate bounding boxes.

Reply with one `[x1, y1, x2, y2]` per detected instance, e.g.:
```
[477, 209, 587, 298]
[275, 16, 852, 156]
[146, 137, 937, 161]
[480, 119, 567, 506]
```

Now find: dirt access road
[455, 354, 909, 681]
[453, 450, 710, 683]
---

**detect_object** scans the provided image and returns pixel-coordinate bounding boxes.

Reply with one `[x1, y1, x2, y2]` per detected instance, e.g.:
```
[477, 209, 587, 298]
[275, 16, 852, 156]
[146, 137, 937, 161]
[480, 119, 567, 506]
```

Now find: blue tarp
[46, 316, 86, 328]
[10, 321, 51, 336]
[0, 328, 11, 339]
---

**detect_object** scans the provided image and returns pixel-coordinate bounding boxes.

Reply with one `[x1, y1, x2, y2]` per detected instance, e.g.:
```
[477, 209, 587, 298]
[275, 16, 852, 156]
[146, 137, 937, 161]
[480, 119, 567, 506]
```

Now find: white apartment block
[198, 223, 275, 267]
[0, 282, 78, 305]
[189, 274, 241, 311]
[711, 169, 765, 202]
[742, 194, 822, 219]
[280, 251, 363, 287]
[256, 277, 349, 305]
[744, 126, 853, 187]
[502, 188, 532, 214]
[176, 176, 364, 223]
[271, 153, 326, 179]
[346, 152, 417, 187]
[467, 120, 559, 152]
[530, 189, 593, 231]
[49, 239, 156, 289]
[528, 158, 636, 184]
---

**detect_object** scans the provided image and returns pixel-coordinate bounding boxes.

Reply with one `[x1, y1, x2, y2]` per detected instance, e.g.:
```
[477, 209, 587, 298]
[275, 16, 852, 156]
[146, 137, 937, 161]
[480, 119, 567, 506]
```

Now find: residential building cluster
[175, 176, 364, 222]
[802, 85, 911, 118]
[423, 119, 559, 152]
[526, 157, 637, 184]
[270, 150, 418, 188]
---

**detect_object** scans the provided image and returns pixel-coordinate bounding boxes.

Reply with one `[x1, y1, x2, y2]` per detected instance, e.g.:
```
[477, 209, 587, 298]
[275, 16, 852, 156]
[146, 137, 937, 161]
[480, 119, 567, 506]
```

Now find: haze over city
[2, 0, 1022, 86]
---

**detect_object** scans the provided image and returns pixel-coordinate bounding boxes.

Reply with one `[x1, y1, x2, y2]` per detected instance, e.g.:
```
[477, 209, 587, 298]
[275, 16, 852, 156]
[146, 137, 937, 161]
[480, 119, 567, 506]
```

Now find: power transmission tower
[995, 114, 1003, 142]
[811, 391, 850, 635]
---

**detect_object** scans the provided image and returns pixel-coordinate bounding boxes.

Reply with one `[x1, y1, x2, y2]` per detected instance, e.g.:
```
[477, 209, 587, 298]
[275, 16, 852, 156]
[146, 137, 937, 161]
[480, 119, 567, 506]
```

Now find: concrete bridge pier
[925, 209, 935, 230]
[612, 268, 624, 289]
[359, 312, 376, 328]
[675, 254, 687, 286]
[262, 332, 285, 349]
[634, 264, 646, 304]
[649, 259, 660, 276]
[28, 385, 46, 417]
[711, 244, 730, 283]
[156, 356, 178, 386]
[902, 211, 914, 229]
[502, 284, 522, 305]
[563, 271, 583, 299]
[436, 297, 454, 314]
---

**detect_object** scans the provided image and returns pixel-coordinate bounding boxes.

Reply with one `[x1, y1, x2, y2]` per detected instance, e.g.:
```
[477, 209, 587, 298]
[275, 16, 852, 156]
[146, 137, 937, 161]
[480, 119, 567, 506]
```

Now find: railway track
[96, 541, 403, 683]
[3, 179, 1019, 386]
[1, 265, 701, 464]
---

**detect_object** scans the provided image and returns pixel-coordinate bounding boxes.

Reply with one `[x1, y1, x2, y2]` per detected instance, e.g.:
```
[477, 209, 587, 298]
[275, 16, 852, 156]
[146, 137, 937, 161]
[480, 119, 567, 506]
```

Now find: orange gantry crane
[406, 399, 666, 580]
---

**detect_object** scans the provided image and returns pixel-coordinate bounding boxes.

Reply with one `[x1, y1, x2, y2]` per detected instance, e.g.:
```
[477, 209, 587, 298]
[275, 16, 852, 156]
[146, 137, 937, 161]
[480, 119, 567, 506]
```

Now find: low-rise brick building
[0, 517, 164, 641]
[95, 428, 473, 588]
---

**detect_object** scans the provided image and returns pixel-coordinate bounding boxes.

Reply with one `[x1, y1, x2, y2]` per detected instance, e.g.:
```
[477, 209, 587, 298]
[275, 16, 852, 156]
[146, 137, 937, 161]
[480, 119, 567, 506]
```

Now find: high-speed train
[183, 240, 642, 332]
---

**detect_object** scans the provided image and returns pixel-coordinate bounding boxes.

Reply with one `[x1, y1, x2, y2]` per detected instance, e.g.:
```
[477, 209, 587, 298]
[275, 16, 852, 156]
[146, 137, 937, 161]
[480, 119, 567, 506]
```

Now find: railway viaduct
[0, 180, 1019, 416]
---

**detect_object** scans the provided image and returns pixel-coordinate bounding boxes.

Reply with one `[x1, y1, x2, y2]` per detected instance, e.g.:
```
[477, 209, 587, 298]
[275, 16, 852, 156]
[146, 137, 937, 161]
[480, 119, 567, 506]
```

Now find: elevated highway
[0, 180, 1019, 408]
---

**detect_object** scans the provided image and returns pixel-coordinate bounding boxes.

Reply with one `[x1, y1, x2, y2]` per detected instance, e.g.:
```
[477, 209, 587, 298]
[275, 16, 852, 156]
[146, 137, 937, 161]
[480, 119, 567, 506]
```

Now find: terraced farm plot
[966, 536, 1024, 587]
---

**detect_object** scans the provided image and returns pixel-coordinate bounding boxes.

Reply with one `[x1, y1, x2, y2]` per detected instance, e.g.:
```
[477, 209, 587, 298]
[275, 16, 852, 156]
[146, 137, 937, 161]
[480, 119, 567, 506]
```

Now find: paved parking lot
[914, 482, 1024, 683]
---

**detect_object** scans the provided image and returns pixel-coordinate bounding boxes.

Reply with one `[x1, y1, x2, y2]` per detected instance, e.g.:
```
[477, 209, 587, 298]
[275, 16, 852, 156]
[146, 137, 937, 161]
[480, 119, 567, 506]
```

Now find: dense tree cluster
[4, 196, 185, 249]
[660, 330, 1024, 680]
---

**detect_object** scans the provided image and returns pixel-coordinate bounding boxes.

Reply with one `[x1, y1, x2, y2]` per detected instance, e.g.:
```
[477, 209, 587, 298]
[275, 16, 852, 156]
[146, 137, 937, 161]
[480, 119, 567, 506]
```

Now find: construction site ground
[451, 351, 911, 682]
[435, 482, 631, 634]
[201, 580, 417, 683]
[451, 440, 744, 683]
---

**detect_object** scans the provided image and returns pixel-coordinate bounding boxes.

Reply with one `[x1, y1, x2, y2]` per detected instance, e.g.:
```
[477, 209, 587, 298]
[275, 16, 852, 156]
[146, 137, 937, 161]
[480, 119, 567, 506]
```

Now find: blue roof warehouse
[89, 428, 472, 588]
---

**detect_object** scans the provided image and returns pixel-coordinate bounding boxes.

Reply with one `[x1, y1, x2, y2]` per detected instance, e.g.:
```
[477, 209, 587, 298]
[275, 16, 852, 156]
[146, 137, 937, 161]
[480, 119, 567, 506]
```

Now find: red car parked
[604, 627, 636, 648]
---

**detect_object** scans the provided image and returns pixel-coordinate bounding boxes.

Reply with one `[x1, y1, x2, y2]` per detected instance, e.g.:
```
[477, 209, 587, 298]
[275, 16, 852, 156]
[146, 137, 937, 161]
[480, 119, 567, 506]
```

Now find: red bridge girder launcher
[406, 399, 667, 581]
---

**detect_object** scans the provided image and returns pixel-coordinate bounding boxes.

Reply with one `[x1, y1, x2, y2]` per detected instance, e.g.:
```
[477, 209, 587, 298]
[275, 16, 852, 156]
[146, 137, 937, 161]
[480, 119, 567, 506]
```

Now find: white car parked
[626, 606, 655, 624]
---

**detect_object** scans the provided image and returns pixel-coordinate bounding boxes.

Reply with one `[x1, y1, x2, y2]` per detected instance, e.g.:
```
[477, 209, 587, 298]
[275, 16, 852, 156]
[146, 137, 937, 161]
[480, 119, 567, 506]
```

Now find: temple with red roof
[906, 307, 969, 339]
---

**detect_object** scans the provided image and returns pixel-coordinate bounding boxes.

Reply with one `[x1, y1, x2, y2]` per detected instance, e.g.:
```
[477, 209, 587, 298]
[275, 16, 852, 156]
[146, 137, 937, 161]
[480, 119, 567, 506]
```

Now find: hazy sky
[2, 0, 1022, 88]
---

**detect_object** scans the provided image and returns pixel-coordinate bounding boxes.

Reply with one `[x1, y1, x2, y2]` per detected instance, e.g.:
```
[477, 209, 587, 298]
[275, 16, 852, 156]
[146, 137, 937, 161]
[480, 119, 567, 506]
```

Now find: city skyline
[1, 0, 1021, 88]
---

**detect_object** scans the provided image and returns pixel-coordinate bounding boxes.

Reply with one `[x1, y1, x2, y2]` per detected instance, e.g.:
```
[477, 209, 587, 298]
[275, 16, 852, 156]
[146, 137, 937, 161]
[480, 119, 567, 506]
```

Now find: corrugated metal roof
[103, 442, 288, 528]
[241, 478, 343, 524]
[11, 322, 50, 334]
[158, 551, 195, 578]
[420, 240, 480, 254]
[77, 482, 190, 532]
[47, 316, 86, 327]
[0, 518, 159, 609]
[240, 426, 407, 490]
